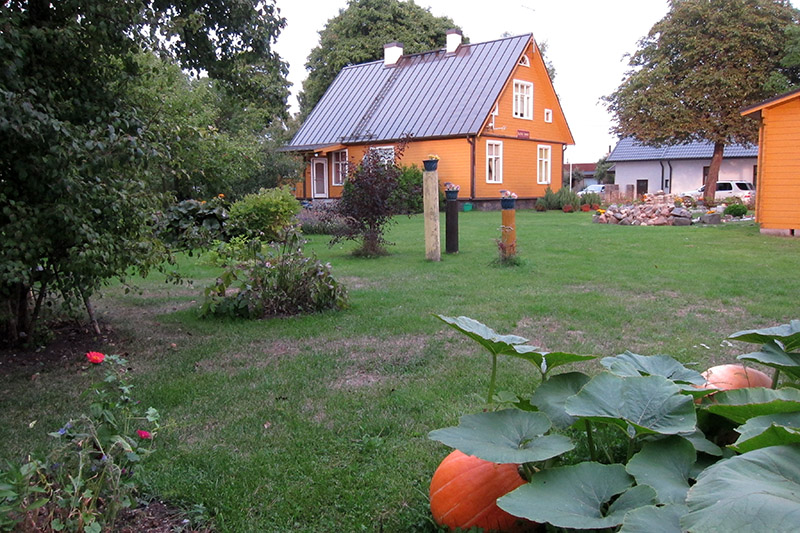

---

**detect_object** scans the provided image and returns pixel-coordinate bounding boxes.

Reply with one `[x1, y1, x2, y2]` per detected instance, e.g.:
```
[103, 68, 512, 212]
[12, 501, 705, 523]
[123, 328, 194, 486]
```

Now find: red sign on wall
[517, 130, 530, 139]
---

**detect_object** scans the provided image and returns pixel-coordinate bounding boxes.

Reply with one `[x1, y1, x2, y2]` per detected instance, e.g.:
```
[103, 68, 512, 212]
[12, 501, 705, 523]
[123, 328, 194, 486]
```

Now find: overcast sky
[273, 0, 796, 163]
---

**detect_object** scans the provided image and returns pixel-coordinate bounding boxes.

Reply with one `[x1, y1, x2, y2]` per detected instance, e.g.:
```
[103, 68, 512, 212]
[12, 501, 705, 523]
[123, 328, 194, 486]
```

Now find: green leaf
[435, 315, 529, 355]
[529, 372, 591, 429]
[732, 413, 800, 453]
[510, 346, 595, 374]
[601, 351, 706, 385]
[626, 436, 695, 504]
[737, 340, 800, 380]
[427, 409, 574, 464]
[497, 462, 655, 529]
[566, 373, 697, 437]
[679, 428, 723, 456]
[683, 445, 800, 532]
[26, 498, 50, 511]
[730, 320, 800, 352]
[620, 504, 687, 533]
[702, 387, 800, 424]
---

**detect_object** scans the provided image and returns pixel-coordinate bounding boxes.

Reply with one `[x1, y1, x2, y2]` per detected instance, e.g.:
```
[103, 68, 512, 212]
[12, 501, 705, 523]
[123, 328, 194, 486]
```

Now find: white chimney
[446, 29, 462, 54]
[384, 41, 403, 66]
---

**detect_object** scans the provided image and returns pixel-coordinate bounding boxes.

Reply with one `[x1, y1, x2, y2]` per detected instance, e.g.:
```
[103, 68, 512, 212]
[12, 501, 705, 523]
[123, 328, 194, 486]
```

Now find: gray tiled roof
[286, 34, 532, 149]
[607, 137, 757, 162]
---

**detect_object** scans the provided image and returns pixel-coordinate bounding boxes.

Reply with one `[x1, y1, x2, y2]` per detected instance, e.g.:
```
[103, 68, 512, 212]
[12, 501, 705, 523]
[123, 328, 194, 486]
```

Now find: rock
[651, 216, 669, 226]
[700, 213, 722, 225]
[672, 216, 692, 226]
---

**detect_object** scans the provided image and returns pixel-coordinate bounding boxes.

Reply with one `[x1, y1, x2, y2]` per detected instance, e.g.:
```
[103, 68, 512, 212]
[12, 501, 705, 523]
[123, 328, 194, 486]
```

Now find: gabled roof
[741, 86, 800, 118]
[607, 137, 757, 162]
[286, 34, 532, 150]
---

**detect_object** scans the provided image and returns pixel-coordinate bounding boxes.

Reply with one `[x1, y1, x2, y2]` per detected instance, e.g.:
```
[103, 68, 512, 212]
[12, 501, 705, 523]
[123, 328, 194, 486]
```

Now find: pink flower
[86, 351, 105, 364]
[137, 430, 152, 440]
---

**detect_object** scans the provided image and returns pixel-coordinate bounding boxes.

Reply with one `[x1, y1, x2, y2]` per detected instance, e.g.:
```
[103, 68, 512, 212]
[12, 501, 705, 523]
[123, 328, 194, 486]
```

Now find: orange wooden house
[741, 87, 800, 237]
[282, 30, 574, 206]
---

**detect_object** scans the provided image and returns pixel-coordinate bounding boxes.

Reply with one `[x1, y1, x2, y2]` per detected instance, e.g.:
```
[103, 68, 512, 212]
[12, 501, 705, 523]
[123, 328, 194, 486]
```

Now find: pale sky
[273, 0, 796, 163]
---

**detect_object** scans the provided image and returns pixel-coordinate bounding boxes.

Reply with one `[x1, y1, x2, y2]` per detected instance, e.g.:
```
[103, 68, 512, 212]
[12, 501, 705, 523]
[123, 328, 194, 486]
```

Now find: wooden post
[445, 197, 459, 254]
[501, 207, 516, 257]
[423, 169, 441, 261]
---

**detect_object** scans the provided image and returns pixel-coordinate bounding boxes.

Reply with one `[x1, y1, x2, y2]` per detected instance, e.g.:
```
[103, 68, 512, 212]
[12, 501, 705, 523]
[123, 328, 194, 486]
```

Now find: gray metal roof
[607, 137, 757, 162]
[286, 34, 532, 149]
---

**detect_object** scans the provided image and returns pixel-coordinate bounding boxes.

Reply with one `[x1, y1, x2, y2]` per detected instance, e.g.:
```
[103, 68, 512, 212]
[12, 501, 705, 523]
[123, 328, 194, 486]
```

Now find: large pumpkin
[701, 364, 772, 390]
[429, 449, 532, 532]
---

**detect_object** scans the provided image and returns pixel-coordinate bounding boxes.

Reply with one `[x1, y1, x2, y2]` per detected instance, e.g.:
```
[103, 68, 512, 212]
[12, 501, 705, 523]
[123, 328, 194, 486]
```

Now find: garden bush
[226, 186, 301, 243]
[296, 202, 349, 235]
[156, 196, 229, 251]
[542, 187, 559, 210]
[555, 187, 582, 211]
[389, 165, 424, 215]
[580, 192, 603, 207]
[724, 203, 748, 217]
[200, 228, 348, 318]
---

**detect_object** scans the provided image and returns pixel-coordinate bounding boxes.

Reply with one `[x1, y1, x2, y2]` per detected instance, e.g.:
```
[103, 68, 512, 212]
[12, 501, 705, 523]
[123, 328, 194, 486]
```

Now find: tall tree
[606, 0, 799, 201]
[0, 1, 290, 345]
[299, 0, 463, 117]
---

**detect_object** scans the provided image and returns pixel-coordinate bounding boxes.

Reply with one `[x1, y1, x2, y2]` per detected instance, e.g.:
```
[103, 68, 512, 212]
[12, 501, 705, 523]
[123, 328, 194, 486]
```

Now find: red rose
[86, 351, 105, 364]
[137, 430, 152, 440]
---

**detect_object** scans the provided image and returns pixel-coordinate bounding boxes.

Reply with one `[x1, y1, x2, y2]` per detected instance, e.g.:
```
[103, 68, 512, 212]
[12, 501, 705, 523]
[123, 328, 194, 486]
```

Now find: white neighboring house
[607, 138, 758, 197]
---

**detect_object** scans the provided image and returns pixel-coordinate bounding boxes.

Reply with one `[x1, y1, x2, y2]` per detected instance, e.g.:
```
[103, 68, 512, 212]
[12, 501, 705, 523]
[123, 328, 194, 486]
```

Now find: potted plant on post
[423, 154, 440, 171]
[500, 190, 518, 210]
[444, 182, 460, 200]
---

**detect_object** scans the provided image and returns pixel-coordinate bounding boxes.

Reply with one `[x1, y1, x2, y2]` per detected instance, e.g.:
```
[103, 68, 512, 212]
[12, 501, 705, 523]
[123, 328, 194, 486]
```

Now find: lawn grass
[2, 210, 799, 531]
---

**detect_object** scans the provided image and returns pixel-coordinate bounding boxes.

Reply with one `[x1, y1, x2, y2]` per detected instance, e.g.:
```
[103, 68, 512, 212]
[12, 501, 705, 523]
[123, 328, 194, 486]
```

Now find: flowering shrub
[499, 190, 518, 199]
[201, 227, 348, 318]
[296, 203, 350, 235]
[0, 352, 160, 532]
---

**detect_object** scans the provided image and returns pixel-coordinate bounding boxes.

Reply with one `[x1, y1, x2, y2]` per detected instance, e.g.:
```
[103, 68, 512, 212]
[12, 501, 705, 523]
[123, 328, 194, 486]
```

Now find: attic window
[513, 80, 533, 120]
[544, 109, 553, 123]
[518, 54, 530, 67]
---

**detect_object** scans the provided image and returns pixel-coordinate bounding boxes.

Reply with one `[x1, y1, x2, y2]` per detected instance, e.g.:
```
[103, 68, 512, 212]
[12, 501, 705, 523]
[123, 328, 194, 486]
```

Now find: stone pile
[594, 203, 693, 226]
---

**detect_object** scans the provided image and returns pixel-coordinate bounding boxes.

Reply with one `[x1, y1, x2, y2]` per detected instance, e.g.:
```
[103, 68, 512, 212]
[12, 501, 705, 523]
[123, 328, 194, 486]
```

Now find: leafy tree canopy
[605, 0, 798, 199]
[0, 0, 291, 344]
[299, 0, 464, 117]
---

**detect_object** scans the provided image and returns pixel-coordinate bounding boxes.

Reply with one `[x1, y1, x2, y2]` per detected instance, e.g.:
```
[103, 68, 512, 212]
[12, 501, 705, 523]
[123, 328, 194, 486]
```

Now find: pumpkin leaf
[682, 445, 800, 532]
[731, 412, 800, 453]
[679, 428, 723, 456]
[737, 341, 800, 380]
[510, 345, 595, 375]
[529, 371, 591, 430]
[428, 409, 574, 464]
[626, 436, 695, 505]
[565, 373, 697, 438]
[619, 504, 687, 533]
[729, 320, 800, 352]
[497, 462, 656, 529]
[601, 351, 706, 385]
[701, 387, 800, 423]
[435, 315, 529, 355]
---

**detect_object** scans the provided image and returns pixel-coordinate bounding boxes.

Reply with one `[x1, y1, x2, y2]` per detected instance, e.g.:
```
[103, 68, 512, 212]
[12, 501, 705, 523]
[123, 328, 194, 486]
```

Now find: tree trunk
[705, 142, 725, 203]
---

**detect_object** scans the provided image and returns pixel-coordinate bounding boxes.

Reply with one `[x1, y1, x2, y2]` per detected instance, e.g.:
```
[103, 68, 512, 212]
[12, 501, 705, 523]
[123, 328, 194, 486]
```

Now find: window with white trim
[486, 141, 503, 183]
[368, 146, 395, 166]
[331, 149, 348, 186]
[518, 54, 530, 67]
[537, 145, 551, 184]
[544, 108, 553, 123]
[513, 80, 533, 120]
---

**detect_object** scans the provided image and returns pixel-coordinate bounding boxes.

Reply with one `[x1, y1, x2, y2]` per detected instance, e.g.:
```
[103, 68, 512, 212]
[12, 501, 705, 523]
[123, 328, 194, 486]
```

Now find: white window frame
[486, 140, 503, 184]
[537, 145, 551, 185]
[331, 149, 348, 186]
[518, 54, 530, 67]
[512, 79, 533, 120]
[368, 145, 395, 166]
[544, 108, 553, 123]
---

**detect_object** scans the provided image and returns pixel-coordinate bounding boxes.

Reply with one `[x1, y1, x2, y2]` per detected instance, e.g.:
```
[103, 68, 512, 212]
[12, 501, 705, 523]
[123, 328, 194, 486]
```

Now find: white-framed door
[311, 157, 328, 198]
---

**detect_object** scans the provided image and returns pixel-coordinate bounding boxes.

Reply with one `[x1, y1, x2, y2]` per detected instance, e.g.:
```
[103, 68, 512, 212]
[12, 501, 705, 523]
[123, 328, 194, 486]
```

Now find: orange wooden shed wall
[751, 97, 800, 233]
